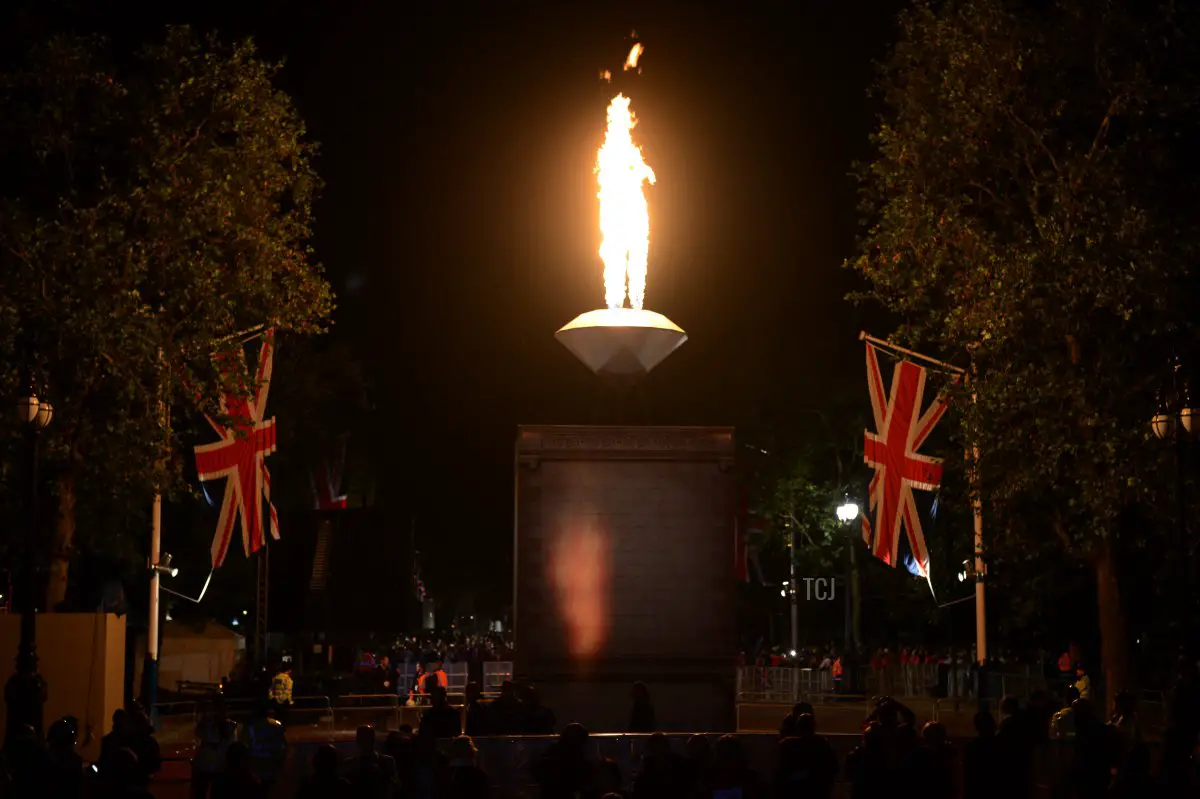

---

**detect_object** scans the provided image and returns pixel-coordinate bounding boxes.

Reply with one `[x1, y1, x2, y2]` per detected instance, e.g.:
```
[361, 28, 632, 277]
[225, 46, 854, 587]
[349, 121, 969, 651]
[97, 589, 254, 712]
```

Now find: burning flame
[597, 93, 656, 311]
[624, 43, 644, 71]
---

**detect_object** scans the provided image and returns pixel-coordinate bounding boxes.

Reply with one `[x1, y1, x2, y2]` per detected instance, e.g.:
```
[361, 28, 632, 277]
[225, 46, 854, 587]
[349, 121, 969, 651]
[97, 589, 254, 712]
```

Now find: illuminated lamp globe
[555, 307, 687, 377]
[836, 502, 859, 523]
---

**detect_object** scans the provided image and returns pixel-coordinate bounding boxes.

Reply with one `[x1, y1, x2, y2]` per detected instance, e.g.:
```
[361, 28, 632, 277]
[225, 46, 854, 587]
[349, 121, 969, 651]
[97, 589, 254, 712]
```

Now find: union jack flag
[862, 341, 950, 579]
[194, 330, 280, 568]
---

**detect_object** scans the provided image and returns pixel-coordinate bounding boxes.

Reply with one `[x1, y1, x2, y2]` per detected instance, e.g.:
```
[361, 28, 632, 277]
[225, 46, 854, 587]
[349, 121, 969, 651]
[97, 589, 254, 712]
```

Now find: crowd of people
[189, 673, 1199, 797]
[1, 661, 1198, 797]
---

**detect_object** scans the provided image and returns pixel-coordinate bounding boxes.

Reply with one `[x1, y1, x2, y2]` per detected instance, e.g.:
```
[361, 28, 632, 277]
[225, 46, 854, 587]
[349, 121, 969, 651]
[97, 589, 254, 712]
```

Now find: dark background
[1, 1, 902, 617]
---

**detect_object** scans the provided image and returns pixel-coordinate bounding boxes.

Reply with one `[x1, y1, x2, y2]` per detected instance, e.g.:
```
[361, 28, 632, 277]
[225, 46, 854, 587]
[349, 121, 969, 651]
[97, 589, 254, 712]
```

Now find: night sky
[4, 1, 903, 614]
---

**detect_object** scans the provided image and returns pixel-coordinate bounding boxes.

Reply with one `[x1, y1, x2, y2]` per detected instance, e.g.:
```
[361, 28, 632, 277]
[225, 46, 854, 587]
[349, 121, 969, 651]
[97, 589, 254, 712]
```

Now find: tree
[852, 0, 1200, 710]
[0, 28, 333, 609]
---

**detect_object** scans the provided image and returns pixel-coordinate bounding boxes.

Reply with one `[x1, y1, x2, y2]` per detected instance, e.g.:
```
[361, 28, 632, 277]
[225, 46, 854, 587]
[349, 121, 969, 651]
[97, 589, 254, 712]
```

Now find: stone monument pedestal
[514, 425, 736, 732]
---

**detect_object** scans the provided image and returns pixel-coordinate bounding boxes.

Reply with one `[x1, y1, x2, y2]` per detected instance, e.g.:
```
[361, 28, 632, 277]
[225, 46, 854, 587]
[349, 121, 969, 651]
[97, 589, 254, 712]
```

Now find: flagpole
[859, 332, 966, 375]
[861, 331, 986, 666]
[969, 378, 987, 666]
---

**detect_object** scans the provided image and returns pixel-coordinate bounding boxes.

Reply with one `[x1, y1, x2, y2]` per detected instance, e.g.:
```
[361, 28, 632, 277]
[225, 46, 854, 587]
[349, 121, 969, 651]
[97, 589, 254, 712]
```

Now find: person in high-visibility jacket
[421, 660, 449, 694]
[268, 666, 294, 724]
[832, 655, 844, 692]
[1073, 665, 1092, 701]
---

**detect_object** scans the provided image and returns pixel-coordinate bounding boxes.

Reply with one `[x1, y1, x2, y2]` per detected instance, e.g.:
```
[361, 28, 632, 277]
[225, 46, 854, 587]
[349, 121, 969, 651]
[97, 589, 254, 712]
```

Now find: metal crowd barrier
[483, 661, 514, 695]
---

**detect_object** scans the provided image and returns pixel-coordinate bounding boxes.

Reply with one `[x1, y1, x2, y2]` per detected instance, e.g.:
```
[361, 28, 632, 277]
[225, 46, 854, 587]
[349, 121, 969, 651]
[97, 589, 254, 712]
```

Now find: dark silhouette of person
[97, 709, 130, 777]
[209, 742, 266, 799]
[680, 734, 711, 797]
[342, 724, 397, 798]
[632, 732, 686, 799]
[628, 682, 656, 733]
[778, 701, 815, 739]
[906, 722, 955, 799]
[846, 722, 888, 799]
[962, 710, 1000, 799]
[596, 756, 627, 798]
[533, 723, 599, 799]
[297, 744, 352, 799]
[464, 681, 490, 737]
[994, 696, 1034, 799]
[519, 684, 556, 735]
[45, 717, 85, 799]
[419, 685, 463, 740]
[1109, 740, 1153, 798]
[99, 747, 154, 799]
[446, 735, 490, 799]
[772, 715, 837, 799]
[489, 680, 520, 735]
[703, 734, 767, 799]
[2, 723, 48, 797]
[123, 708, 161, 787]
[1070, 699, 1116, 799]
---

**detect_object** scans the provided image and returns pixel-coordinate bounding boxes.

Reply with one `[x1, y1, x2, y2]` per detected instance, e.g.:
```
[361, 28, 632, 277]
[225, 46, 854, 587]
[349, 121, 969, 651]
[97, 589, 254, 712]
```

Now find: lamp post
[836, 500, 860, 692]
[1151, 357, 1196, 654]
[4, 384, 53, 746]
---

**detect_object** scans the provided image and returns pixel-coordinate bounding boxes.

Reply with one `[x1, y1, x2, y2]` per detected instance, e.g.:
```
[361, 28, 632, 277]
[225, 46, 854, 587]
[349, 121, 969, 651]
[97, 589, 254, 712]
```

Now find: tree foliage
[852, 0, 1200, 703]
[0, 27, 333, 607]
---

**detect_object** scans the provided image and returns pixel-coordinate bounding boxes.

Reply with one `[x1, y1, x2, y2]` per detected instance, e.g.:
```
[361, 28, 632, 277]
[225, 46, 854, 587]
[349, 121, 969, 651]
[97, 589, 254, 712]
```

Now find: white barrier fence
[391, 661, 514, 697]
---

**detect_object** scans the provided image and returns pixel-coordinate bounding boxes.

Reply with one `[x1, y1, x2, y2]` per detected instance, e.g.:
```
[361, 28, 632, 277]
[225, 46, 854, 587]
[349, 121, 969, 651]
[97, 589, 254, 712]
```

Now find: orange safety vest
[418, 669, 449, 693]
[832, 657, 844, 678]
[1058, 653, 1073, 673]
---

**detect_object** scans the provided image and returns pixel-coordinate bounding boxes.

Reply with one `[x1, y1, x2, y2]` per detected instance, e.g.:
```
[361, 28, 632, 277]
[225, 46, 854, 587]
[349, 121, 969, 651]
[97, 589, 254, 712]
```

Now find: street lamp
[835, 498, 861, 692]
[1151, 358, 1198, 654]
[4, 384, 52, 746]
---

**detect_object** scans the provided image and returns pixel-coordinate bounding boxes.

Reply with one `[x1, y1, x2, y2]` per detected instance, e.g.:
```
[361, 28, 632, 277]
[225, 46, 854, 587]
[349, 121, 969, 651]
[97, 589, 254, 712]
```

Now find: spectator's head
[560, 722, 588, 750]
[791, 701, 814, 718]
[466, 682, 481, 702]
[685, 734, 711, 763]
[777, 736, 803, 769]
[794, 713, 816, 737]
[1075, 664, 1086, 677]
[500, 680, 516, 700]
[646, 731, 671, 759]
[47, 717, 75, 752]
[450, 735, 477, 764]
[1072, 698, 1096, 726]
[518, 684, 540, 707]
[875, 700, 899, 727]
[399, 724, 414, 735]
[598, 757, 622, 790]
[312, 744, 340, 777]
[861, 721, 883, 748]
[226, 742, 252, 773]
[430, 685, 449, 708]
[380, 656, 390, 667]
[1000, 695, 1020, 719]
[921, 721, 947, 746]
[356, 725, 376, 752]
[713, 734, 745, 770]
[111, 708, 128, 734]
[631, 681, 651, 703]
[973, 710, 996, 737]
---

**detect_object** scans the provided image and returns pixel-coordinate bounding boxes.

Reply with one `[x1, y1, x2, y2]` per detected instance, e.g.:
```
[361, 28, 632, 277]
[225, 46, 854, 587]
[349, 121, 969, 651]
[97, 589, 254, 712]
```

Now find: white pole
[789, 526, 799, 655]
[973, 467, 987, 664]
[970, 383, 987, 666]
[146, 348, 166, 719]
[149, 491, 161, 663]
